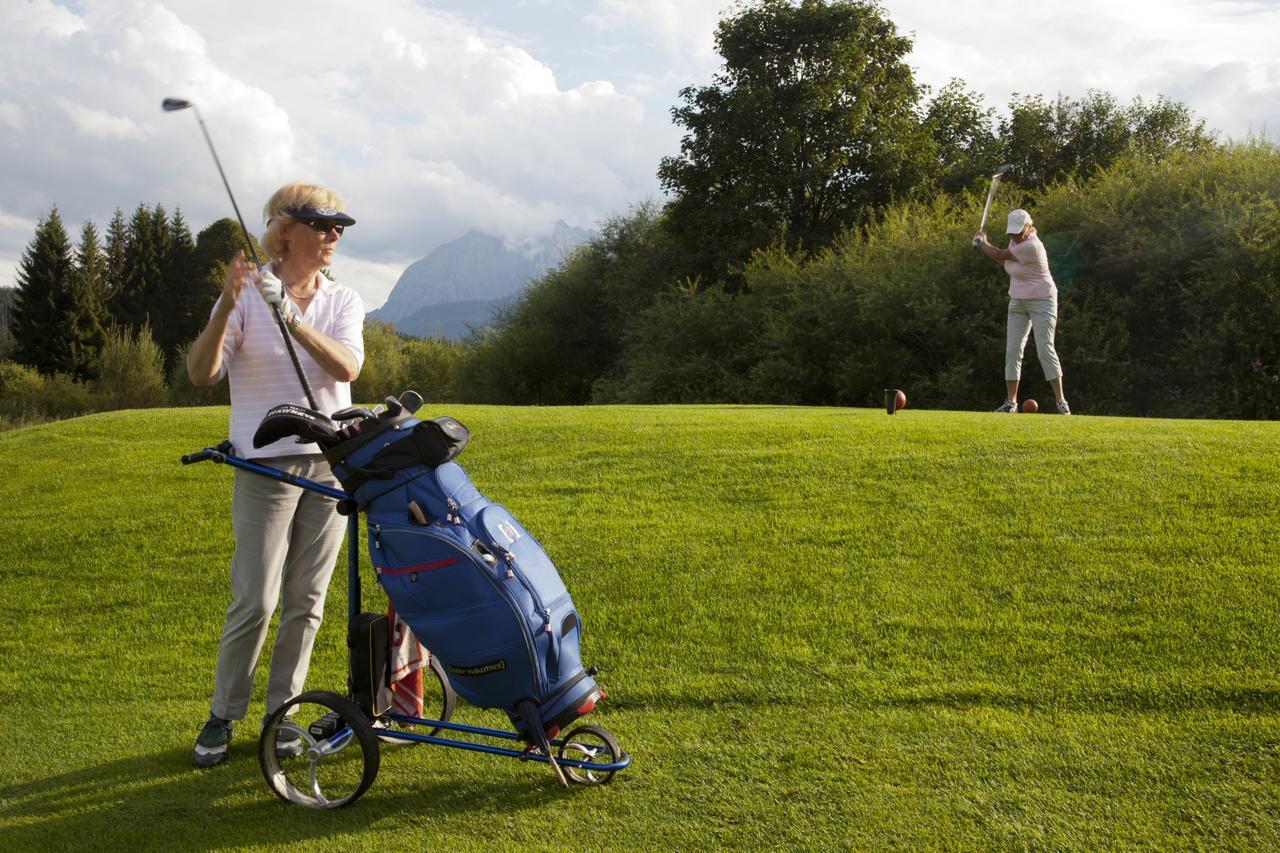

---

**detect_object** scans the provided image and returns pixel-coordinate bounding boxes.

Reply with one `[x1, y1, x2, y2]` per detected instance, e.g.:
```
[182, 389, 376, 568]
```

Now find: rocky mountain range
[370, 221, 594, 339]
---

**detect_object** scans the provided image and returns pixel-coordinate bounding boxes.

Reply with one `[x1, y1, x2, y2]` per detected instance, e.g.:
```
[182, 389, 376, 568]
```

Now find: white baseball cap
[1006, 209, 1033, 234]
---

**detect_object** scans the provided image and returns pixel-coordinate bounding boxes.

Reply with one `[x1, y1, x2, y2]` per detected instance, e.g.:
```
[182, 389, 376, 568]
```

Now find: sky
[3, 0, 1278, 310]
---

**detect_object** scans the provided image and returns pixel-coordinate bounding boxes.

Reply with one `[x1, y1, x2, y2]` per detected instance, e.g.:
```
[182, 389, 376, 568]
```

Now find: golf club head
[994, 163, 1013, 177]
[161, 97, 192, 112]
[331, 405, 376, 422]
[398, 390, 425, 415]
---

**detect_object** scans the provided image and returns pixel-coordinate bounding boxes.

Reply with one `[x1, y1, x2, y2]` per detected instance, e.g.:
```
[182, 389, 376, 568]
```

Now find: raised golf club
[972, 163, 1014, 247]
[161, 96, 317, 410]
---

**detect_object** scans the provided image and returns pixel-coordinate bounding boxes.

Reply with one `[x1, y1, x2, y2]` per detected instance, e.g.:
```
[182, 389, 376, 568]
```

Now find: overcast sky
[3, 0, 1278, 309]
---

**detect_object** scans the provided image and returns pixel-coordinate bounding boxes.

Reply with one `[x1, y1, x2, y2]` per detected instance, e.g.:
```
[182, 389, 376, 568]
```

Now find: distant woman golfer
[185, 182, 365, 767]
[975, 208, 1070, 415]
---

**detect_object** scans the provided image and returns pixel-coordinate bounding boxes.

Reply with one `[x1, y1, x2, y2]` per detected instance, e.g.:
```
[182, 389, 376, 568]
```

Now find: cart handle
[182, 440, 234, 465]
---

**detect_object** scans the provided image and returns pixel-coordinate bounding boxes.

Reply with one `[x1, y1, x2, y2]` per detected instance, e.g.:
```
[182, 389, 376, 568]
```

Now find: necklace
[283, 274, 317, 302]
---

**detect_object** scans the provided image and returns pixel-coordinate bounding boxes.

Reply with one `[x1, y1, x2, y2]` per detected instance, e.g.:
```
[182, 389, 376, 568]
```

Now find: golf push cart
[183, 391, 630, 808]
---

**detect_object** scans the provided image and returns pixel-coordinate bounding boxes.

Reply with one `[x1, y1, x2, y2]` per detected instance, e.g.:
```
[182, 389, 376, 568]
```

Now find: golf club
[162, 97, 318, 410]
[972, 163, 1014, 247]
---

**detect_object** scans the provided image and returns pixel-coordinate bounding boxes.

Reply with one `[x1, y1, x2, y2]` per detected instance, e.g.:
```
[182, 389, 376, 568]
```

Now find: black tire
[557, 724, 622, 786]
[259, 690, 380, 808]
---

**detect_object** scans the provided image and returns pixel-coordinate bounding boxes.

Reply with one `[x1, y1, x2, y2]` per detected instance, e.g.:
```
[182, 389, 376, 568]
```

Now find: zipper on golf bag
[371, 522, 547, 696]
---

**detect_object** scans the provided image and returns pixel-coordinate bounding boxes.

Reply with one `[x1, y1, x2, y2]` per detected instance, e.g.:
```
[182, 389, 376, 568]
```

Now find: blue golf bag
[313, 400, 604, 744]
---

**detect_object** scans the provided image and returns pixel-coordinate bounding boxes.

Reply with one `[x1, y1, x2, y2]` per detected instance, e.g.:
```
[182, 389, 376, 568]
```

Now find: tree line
[460, 0, 1278, 419]
[0, 202, 468, 426]
[5, 0, 1276, 424]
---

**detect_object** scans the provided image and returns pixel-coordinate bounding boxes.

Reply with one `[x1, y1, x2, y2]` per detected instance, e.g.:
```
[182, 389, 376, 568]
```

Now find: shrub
[167, 342, 230, 407]
[95, 325, 167, 410]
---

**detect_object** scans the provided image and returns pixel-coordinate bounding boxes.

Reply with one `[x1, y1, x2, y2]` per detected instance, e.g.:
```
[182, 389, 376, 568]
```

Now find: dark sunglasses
[299, 219, 345, 236]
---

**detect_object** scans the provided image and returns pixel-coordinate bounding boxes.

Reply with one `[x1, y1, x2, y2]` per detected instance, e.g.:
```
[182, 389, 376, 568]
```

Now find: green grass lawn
[1, 404, 1278, 849]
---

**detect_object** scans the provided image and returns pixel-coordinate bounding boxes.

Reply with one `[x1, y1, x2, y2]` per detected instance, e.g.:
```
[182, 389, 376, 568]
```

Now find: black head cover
[253, 403, 340, 448]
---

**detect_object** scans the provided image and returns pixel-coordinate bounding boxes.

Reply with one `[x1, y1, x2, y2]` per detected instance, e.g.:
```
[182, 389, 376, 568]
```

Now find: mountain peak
[370, 222, 595, 333]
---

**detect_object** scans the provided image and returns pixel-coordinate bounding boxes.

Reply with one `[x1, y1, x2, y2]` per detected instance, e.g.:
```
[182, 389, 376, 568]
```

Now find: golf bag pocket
[348, 612, 390, 716]
[372, 523, 500, 607]
[475, 505, 569, 605]
[374, 524, 546, 707]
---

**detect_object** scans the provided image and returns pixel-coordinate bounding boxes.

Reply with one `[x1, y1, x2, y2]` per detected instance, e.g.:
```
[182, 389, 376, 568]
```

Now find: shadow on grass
[612, 684, 1280, 716]
[0, 745, 570, 849]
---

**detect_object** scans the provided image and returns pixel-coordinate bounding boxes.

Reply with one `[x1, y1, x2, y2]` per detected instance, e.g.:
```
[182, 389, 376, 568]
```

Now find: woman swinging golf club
[185, 182, 366, 767]
[975, 209, 1071, 415]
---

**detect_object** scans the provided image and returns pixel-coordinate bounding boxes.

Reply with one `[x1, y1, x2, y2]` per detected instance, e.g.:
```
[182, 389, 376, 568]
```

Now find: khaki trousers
[210, 455, 345, 720]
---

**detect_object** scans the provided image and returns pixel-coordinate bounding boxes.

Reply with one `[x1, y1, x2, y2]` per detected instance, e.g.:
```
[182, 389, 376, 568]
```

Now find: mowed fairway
[1, 404, 1278, 849]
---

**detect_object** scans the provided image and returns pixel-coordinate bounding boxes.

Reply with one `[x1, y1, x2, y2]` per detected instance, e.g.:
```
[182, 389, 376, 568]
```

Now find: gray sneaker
[1056, 400, 1071, 415]
[263, 713, 306, 758]
[193, 715, 233, 768]
[994, 400, 1017, 413]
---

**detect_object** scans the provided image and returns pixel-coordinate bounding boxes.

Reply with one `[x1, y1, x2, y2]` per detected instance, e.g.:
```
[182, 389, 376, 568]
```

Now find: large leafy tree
[12, 207, 75, 374]
[921, 80, 1002, 195]
[1000, 91, 1216, 190]
[658, 0, 929, 282]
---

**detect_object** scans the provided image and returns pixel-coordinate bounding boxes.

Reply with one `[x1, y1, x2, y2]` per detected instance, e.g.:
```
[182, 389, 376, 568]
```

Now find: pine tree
[112, 203, 161, 331]
[103, 208, 127, 302]
[156, 208, 197, 367]
[12, 207, 75, 374]
[66, 221, 109, 380]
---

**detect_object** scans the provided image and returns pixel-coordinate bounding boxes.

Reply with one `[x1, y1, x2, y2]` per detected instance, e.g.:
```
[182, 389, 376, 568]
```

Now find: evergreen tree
[0, 287, 16, 360]
[12, 207, 75, 374]
[112, 203, 163, 331]
[66, 221, 109, 380]
[103, 208, 127, 302]
[157, 208, 197, 367]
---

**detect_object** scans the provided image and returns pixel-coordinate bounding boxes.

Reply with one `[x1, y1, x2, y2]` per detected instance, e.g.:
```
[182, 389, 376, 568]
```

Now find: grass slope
[0, 405, 1277, 849]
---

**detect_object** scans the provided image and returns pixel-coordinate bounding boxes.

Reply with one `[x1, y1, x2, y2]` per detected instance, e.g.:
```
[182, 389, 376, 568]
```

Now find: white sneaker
[994, 400, 1017, 413]
[1056, 400, 1071, 416]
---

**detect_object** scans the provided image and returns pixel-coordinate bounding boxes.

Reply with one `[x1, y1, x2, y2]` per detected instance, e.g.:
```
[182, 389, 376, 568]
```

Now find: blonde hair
[261, 182, 348, 259]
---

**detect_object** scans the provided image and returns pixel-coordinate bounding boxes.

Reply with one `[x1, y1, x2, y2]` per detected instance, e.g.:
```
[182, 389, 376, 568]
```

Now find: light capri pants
[1005, 295, 1063, 381]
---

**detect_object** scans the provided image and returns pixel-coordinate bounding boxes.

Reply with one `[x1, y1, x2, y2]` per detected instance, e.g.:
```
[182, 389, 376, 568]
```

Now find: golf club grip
[182, 450, 215, 464]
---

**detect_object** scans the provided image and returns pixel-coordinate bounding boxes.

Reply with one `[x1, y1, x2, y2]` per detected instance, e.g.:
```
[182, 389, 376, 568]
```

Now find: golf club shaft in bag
[162, 97, 318, 411]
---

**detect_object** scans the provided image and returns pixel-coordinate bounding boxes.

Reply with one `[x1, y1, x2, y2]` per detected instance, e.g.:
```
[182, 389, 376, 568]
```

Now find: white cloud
[586, 0, 727, 59]
[2, 0, 1277, 306]
[382, 27, 429, 71]
[56, 98, 144, 140]
[0, 101, 24, 131]
[0, 210, 39, 254]
[885, 0, 1280, 139]
[11, 0, 87, 40]
[0, 0, 674, 308]
[326, 255, 406, 313]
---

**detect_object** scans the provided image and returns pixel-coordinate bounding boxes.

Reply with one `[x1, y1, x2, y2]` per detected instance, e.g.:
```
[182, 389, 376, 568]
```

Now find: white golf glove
[257, 268, 284, 306]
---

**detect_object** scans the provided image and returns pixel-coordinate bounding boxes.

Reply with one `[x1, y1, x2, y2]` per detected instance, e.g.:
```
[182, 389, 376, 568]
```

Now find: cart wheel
[557, 724, 622, 786]
[259, 691, 379, 808]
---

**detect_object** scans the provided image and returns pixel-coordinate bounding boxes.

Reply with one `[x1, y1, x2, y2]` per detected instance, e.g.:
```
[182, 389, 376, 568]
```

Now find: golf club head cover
[253, 403, 340, 448]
